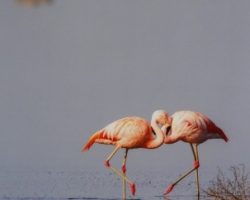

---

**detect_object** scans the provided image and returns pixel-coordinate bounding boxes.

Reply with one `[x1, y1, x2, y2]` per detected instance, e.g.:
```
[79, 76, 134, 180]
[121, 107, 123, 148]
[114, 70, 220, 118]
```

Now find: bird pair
[82, 110, 228, 200]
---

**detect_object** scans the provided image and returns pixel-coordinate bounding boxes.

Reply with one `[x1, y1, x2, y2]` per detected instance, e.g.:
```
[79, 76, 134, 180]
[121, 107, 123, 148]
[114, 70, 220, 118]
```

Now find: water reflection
[155, 195, 207, 200]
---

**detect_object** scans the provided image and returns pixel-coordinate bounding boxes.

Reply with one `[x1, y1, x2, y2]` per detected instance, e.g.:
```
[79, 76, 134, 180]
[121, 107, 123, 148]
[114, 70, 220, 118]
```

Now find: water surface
[0, 171, 210, 200]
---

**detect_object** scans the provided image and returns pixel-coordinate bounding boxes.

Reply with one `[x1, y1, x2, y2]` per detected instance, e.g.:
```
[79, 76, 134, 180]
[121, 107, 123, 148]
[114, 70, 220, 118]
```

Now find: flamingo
[82, 110, 171, 200]
[163, 110, 229, 198]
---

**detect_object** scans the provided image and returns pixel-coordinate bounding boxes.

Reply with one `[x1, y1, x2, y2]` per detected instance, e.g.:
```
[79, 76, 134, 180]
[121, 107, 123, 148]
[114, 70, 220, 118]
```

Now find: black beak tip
[166, 126, 171, 135]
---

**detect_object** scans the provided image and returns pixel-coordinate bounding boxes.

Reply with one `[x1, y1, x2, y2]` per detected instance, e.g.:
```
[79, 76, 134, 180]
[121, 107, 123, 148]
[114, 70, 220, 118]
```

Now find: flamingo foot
[129, 182, 136, 196]
[104, 160, 110, 168]
[121, 164, 126, 174]
[194, 160, 200, 169]
[164, 184, 174, 195]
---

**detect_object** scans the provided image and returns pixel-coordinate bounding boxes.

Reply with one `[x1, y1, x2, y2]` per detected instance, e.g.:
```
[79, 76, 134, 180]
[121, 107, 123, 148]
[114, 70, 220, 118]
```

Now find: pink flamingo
[163, 110, 229, 198]
[82, 110, 171, 200]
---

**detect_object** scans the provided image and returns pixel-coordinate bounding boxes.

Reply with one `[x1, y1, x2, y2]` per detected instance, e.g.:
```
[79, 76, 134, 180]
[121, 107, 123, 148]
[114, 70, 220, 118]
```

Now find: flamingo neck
[164, 135, 179, 144]
[146, 120, 164, 149]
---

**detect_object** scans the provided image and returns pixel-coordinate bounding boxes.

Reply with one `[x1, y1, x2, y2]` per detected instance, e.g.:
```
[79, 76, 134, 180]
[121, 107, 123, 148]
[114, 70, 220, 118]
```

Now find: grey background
[0, 0, 249, 176]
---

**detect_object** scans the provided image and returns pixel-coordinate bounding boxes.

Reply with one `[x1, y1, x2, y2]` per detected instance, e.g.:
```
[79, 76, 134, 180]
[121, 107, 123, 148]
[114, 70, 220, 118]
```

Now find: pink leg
[194, 160, 200, 169]
[122, 163, 126, 174]
[104, 147, 136, 196]
[104, 160, 110, 167]
[164, 144, 200, 195]
[121, 149, 136, 196]
[130, 183, 136, 196]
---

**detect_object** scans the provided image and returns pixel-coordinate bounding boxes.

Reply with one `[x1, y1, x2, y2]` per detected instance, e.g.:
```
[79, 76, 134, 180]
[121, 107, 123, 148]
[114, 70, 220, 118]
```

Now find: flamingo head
[152, 110, 171, 127]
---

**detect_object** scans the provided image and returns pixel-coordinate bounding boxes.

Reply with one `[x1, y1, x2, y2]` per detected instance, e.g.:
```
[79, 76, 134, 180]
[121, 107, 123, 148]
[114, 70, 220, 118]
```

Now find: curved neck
[146, 120, 164, 149]
[164, 135, 178, 144]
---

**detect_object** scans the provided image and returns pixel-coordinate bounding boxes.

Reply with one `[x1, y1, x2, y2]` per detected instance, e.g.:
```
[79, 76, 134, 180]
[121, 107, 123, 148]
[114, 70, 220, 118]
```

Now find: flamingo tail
[215, 126, 229, 142]
[81, 129, 104, 152]
[208, 123, 229, 142]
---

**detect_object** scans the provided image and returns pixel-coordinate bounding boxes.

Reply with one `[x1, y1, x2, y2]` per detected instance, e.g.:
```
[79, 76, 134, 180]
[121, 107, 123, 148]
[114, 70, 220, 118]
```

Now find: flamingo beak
[166, 125, 171, 135]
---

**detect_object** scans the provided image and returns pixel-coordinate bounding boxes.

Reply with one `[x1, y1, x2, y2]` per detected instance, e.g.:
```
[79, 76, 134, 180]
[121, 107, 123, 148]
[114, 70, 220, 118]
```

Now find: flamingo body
[165, 110, 228, 144]
[83, 117, 154, 151]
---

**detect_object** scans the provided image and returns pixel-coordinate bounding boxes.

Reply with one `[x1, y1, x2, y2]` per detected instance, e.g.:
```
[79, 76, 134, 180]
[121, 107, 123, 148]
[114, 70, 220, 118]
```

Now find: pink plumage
[83, 116, 162, 151]
[164, 110, 228, 197]
[165, 110, 228, 144]
[82, 110, 171, 199]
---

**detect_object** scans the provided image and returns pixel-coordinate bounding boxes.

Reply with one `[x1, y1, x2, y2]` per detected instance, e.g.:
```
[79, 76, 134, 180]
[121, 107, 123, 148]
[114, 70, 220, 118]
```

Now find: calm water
[0, 171, 210, 200]
[0, 198, 207, 200]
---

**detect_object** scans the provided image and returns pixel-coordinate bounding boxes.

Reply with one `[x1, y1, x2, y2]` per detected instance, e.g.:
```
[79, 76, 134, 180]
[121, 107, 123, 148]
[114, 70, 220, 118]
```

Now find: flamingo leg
[104, 146, 136, 196]
[122, 149, 128, 200]
[164, 144, 200, 195]
[193, 144, 200, 199]
[105, 145, 120, 163]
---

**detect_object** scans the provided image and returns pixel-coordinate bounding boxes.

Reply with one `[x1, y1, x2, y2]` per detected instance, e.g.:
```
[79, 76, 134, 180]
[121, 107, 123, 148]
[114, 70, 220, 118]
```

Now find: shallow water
[0, 196, 208, 200]
[0, 171, 210, 200]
